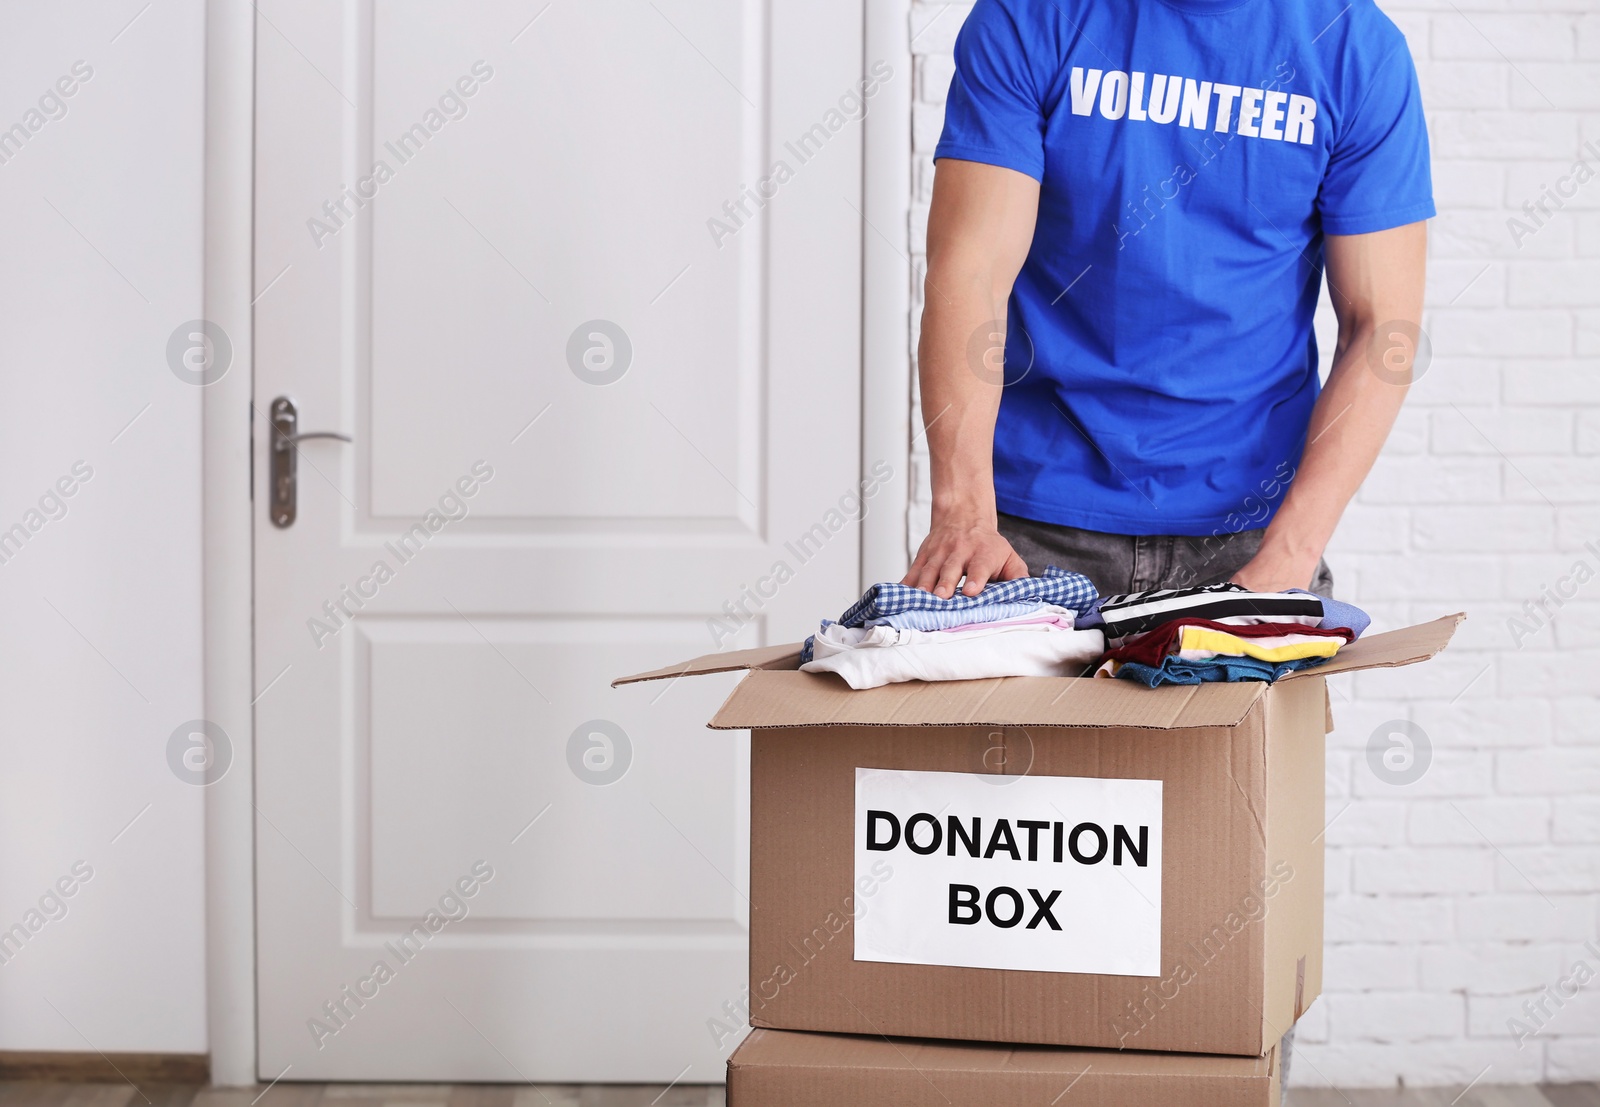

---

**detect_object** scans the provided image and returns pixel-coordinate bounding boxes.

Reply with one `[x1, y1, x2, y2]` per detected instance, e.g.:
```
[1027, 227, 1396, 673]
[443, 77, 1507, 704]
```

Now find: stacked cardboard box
[617, 614, 1462, 1106]
[726, 1029, 1280, 1105]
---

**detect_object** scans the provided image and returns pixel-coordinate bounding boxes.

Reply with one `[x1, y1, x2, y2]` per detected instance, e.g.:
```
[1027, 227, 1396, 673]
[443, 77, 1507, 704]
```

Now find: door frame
[202, 0, 259, 1087]
[859, 0, 912, 586]
[200, 0, 913, 1085]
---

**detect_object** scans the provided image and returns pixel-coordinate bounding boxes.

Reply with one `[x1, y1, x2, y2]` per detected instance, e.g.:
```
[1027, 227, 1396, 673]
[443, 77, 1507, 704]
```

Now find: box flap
[611, 642, 804, 687]
[708, 668, 1267, 730]
[1278, 612, 1464, 681]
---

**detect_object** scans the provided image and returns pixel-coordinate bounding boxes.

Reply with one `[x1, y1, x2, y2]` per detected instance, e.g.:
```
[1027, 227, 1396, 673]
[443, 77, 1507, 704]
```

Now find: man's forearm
[1238, 221, 1427, 593]
[1253, 329, 1410, 581]
[919, 276, 1007, 525]
[902, 160, 1041, 595]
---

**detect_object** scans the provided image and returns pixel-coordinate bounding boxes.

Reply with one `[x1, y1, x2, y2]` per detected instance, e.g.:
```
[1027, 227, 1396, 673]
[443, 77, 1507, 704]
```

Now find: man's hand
[1229, 554, 1321, 595]
[903, 514, 1030, 598]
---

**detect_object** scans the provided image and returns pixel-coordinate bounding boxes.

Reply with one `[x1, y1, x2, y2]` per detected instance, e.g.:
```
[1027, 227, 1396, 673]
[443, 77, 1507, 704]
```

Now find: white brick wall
[903, 0, 1600, 1088]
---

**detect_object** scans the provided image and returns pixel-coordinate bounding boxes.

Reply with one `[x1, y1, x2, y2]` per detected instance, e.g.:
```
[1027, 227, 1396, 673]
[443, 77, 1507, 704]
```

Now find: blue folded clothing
[1292, 590, 1371, 638]
[866, 599, 1051, 632]
[1113, 653, 1329, 688]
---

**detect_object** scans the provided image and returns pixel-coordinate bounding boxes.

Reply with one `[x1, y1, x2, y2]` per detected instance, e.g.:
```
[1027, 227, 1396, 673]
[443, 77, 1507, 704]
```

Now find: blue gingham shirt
[837, 566, 1098, 628]
[867, 599, 1054, 632]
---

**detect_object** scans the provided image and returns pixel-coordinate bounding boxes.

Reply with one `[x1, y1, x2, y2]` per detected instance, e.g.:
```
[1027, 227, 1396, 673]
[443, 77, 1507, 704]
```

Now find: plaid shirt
[836, 566, 1098, 628]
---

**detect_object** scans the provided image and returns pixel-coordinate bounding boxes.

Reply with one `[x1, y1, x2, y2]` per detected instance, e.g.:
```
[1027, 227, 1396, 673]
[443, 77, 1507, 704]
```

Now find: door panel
[365, 4, 761, 526]
[253, 0, 863, 1081]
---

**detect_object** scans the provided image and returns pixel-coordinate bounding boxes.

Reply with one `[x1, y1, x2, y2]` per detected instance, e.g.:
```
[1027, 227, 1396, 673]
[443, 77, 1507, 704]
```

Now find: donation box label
[854, 767, 1163, 976]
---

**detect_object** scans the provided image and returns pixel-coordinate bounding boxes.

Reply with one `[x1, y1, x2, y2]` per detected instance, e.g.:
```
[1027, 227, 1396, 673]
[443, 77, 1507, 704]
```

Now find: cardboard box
[727, 1028, 1281, 1106]
[618, 614, 1461, 1057]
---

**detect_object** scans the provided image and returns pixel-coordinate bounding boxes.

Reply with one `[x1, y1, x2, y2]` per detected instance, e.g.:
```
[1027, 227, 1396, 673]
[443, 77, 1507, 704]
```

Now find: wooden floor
[1294, 1089, 1600, 1107]
[2, 1083, 1599, 1107]
[5, 1083, 1600, 1107]
[0, 1089, 727, 1107]
[0, 1088, 725, 1107]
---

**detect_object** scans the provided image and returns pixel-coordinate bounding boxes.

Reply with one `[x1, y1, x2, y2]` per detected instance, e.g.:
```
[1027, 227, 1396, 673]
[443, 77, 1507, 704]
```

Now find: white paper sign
[854, 767, 1163, 976]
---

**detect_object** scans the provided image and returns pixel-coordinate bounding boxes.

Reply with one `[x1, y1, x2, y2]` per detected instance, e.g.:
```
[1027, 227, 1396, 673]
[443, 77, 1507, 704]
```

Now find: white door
[252, 0, 865, 1082]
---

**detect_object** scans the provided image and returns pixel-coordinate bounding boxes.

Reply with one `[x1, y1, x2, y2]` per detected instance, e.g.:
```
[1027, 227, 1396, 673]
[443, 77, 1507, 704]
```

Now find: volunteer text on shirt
[1068, 68, 1318, 144]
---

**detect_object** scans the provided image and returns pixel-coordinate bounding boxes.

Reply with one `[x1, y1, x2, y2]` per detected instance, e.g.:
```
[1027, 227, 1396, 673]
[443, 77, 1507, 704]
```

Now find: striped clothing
[1096, 583, 1324, 642]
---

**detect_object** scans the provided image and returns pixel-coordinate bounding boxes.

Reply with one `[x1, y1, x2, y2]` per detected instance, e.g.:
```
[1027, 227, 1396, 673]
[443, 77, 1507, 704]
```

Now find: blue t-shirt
[935, 0, 1434, 536]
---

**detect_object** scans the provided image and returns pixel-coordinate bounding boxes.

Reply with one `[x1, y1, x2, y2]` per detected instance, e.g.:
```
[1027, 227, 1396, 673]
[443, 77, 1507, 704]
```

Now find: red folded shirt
[1102, 618, 1356, 668]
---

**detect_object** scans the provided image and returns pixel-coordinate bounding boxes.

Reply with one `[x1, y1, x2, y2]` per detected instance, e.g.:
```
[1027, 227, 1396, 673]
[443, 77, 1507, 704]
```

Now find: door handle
[268, 396, 352, 528]
[274, 431, 352, 451]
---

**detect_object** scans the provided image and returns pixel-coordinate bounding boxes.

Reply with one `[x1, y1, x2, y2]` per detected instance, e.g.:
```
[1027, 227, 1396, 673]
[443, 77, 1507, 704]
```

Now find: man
[902, 0, 1431, 1086]
[904, 0, 1430, 605]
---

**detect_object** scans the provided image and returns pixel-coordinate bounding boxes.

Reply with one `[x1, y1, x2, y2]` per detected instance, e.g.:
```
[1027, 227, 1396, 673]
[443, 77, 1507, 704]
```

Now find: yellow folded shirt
[1174, 626, 1344, 664]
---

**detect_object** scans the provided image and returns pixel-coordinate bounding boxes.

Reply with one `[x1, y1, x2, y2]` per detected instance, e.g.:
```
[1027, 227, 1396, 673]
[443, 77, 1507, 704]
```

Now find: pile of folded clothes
[1090, 582, 1372, 687]
[796, 574, 1374, 692]
[797, 566, 1104, 690]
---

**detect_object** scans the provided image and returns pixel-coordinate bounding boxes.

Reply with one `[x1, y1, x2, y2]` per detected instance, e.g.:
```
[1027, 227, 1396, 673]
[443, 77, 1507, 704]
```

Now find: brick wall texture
[903, 0, 1600, 1088]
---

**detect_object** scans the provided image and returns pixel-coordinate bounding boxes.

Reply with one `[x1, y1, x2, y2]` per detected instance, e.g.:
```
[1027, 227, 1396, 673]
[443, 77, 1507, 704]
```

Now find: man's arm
[1232, 221, 1428, 593]
[902, 159, 1041, 598]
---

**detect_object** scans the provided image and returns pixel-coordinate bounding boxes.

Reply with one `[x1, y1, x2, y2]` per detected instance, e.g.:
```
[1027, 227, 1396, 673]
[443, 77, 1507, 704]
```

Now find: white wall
[0, 0, 207, 1052]
[907, 0, 1600, 1089]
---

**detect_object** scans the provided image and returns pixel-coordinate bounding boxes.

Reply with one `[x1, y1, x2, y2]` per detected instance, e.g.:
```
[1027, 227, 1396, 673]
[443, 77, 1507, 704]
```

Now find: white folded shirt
[799, 621, 1107, 690]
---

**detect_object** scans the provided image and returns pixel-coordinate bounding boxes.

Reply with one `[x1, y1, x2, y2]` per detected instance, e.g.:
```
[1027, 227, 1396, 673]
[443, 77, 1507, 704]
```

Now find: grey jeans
[997, 512, 1327, 1094]
[998, 514, 1334, 599]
